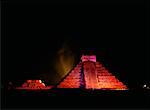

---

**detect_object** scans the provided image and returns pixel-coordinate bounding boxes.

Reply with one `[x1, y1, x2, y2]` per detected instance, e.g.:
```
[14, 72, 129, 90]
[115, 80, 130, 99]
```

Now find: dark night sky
[2, 1, 150, 88]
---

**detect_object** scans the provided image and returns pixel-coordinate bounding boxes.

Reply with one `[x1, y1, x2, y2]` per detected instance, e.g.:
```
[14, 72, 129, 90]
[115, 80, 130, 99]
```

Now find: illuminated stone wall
[57, 63, 82, 88]
[95, 62, 128, 90]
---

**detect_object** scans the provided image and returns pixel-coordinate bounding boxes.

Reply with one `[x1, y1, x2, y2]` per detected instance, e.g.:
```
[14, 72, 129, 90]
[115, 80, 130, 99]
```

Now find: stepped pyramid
[57, 55, 128, 90]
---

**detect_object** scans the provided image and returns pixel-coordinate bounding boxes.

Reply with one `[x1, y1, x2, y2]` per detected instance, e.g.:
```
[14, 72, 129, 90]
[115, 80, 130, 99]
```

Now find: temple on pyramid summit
[57, 55, 128, 90]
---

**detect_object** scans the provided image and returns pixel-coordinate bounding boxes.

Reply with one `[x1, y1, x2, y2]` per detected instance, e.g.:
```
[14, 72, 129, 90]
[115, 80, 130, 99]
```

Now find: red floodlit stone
[16, 80, 52, 90]
[27, 80, 32, 83]
[57, 54, 128, 90]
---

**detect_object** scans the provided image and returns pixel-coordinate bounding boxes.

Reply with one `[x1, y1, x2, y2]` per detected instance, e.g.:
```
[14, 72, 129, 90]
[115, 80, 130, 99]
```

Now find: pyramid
[57, 55, 128, 90]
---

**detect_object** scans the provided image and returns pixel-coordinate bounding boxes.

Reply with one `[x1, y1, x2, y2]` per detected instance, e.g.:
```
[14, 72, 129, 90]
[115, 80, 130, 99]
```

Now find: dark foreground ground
[2, 88, 150, 109]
